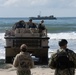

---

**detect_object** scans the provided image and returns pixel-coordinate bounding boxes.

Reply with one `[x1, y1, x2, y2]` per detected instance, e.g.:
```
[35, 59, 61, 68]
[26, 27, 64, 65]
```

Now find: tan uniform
[48, 48, 76, 75]
[13, 52, 34, 75]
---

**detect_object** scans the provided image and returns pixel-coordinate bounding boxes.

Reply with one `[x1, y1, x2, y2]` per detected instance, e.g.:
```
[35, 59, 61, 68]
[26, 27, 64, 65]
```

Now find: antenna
[39, 11, 41, 16]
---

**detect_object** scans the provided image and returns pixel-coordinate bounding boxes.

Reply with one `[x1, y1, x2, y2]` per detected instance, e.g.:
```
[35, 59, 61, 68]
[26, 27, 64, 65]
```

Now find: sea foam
[0, 32, 76, 59]
[48, 32, 76, 39]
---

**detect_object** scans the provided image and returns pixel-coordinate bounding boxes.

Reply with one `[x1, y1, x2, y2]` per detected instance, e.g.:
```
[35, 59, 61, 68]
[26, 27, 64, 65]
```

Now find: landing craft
[29, 15, 57, 20]
[4, 21, 49, 64]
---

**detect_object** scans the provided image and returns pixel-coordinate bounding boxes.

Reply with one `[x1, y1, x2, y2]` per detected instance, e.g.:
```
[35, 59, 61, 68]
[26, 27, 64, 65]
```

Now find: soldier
[13, 44, 34, 75]
[27, 19, 37, 34]
[12, 20, 26, 30]
[38, 20, 46, 33]
[38, 20, 46, 37]
[48, 39, 76, 75]
[27, 19, 37, 28]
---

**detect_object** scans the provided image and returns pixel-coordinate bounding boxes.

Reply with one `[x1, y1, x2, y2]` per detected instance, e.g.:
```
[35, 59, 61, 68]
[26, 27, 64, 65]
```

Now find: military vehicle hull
[4, 28, 49, 64]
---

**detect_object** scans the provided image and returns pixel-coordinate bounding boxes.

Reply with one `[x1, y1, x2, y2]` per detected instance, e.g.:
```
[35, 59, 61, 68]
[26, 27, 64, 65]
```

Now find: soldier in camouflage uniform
[48, 39, 76, 75]
[12, 20, 26, 30]
[13, 44, 34, 75]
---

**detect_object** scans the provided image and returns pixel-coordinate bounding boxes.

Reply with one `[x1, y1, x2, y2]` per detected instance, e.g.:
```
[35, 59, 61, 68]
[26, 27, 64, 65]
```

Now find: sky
[0, 0, 76, 17]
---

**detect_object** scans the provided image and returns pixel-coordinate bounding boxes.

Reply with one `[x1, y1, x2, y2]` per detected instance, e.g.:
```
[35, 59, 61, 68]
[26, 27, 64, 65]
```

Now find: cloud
[45, 0, 73, 8]
[1, 0, 76, 8]
[30, 0, 48, 6]
[0, 0, 76, 17]
[1, 0, 19, 7]
[69, 0, 76, 7]
[1, 0, 44, 7]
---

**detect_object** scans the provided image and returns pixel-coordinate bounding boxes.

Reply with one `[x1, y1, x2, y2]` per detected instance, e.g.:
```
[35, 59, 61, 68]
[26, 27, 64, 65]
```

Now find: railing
[5, 28, 47, 37]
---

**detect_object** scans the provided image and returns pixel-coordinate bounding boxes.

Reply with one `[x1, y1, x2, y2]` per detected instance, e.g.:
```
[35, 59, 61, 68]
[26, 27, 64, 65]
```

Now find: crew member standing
[38, 20, 46, 36]
[49, 39, 76, 75]
[13, 44, 34, 75]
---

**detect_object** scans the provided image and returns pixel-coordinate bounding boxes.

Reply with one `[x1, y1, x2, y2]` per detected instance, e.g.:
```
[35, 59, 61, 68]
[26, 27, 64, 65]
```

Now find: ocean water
[0, 17, 76, 59]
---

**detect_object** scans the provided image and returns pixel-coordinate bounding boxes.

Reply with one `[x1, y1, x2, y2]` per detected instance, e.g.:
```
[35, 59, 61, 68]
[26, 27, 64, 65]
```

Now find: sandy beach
[0, 63, 55, 75]
[0, 63, 76, 75]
